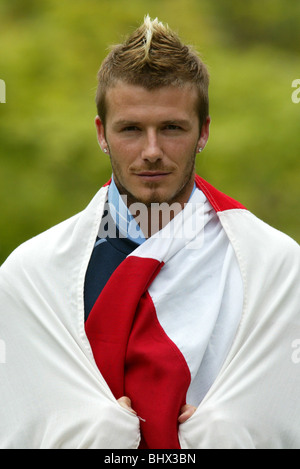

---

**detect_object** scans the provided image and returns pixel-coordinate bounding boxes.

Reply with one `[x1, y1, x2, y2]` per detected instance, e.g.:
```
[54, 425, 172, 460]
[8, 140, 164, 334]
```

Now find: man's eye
[122, 126, 140, 132]
[164, 125, 182, 131]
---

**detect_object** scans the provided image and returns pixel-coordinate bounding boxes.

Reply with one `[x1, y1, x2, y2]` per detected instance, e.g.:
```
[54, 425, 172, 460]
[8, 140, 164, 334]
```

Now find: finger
[178, 404, 197, 423]
[117, 396, 137, 415]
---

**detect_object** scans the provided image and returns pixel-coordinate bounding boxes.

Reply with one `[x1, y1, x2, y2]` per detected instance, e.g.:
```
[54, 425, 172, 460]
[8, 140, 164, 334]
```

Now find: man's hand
[178, 404, 197, 424]
[117, 396, 137, 415]
[117, 396, 197, 423]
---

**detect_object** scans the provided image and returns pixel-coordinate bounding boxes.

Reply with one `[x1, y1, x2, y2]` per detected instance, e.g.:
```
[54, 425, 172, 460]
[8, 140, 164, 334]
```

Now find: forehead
[105, 81, 199, 124]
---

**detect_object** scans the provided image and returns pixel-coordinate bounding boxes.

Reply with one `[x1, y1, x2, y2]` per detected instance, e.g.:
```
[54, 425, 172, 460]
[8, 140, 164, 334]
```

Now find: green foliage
[1, 0, 299, 263]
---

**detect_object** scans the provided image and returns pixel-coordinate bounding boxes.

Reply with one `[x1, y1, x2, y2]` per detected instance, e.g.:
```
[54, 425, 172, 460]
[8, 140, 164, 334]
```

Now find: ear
[197, 116, 210, 152]
[95, 116, 108, 153]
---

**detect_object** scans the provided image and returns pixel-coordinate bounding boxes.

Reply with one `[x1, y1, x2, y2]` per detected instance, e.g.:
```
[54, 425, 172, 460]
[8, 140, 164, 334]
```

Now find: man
[0, 16, 299, 449]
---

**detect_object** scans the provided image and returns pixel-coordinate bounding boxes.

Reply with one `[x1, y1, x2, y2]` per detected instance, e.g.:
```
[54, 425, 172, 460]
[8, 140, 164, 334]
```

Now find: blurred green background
[1, 0, 299, 263]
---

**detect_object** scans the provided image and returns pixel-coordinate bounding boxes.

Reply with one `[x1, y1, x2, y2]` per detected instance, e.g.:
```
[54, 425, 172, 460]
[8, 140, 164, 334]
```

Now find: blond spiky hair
[96, 15, 209, 128]
[142, 15, 166, 62]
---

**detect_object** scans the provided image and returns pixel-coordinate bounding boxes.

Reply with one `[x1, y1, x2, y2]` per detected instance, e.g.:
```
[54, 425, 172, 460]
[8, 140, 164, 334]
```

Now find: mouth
[135, 171, 172, 182]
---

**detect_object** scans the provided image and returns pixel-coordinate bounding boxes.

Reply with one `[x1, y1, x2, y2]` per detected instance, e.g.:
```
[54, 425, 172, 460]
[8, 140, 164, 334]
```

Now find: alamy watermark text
[99, 198, 205, 249]
[0, 340, 6, 364]
[291, 339, 300, 364]
[291, 79, 300, 103]
[0, 79, 6, 103]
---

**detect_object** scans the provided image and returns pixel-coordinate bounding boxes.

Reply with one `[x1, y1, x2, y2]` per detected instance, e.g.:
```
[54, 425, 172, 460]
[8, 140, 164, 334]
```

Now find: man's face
[95, 81, 210, 207]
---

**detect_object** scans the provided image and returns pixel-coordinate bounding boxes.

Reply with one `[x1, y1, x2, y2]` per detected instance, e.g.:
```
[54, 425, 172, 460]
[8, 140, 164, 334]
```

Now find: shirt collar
[108, 175, 146, 245]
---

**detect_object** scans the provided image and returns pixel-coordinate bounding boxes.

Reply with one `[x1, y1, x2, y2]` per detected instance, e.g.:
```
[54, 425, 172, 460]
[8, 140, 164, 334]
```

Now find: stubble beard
[109, 147, 197, 210]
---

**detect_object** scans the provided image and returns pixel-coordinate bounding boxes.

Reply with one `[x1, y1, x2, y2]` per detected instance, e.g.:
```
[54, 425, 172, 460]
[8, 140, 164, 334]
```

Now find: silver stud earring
[103, 148, 108, 154]
[198, 147, 203, 153]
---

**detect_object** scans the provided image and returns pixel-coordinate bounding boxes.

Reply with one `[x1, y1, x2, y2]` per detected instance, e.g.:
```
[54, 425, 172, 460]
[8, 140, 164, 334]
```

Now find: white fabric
[0, 187, 139, 449]
[0, 185, 299, 449]
[179, 210, 300, 449]
[127, 188, 243, 406]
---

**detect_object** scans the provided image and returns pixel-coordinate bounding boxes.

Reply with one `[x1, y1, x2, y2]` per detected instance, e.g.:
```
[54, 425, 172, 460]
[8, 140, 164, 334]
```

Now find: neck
[128, 182, 196, 239]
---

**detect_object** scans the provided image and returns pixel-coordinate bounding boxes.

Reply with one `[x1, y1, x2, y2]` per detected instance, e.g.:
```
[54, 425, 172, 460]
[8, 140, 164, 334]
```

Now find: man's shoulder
[195, 175, 247, 212]
[219, 205, 300, 284]
[1, 185, 108, 274]
[1, 212, 81, 276]
[195, 175, 299, 254]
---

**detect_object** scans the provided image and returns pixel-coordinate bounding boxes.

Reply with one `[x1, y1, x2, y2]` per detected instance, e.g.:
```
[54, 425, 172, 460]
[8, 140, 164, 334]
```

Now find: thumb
[117, 396, 137, 415]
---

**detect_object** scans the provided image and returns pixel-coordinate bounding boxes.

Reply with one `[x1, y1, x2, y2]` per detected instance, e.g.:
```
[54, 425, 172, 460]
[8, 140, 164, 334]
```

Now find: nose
[141, 129, 163, 162]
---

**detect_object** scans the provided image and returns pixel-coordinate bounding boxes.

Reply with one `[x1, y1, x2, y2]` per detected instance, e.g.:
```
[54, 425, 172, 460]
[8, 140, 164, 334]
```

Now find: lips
[135, 172, 171, 182]
[137, 171, 170, 176]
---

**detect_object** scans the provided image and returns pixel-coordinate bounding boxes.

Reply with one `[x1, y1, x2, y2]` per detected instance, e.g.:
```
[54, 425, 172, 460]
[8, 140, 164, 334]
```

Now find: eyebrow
[162, 119, 192, 127]
[113, 120, 140, 128]
[113, 119, 192, 128]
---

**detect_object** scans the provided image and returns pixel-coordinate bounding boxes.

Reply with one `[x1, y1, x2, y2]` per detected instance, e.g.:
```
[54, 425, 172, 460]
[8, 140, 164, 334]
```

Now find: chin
[135, 189, 173, 206]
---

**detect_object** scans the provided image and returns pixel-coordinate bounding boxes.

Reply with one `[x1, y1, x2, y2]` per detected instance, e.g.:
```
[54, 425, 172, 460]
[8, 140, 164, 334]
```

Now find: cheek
[172, 142, 197, 168]
[109, 149, 135, 182]
[109, 137, 137, 163]
[168, 133, 198, 153]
